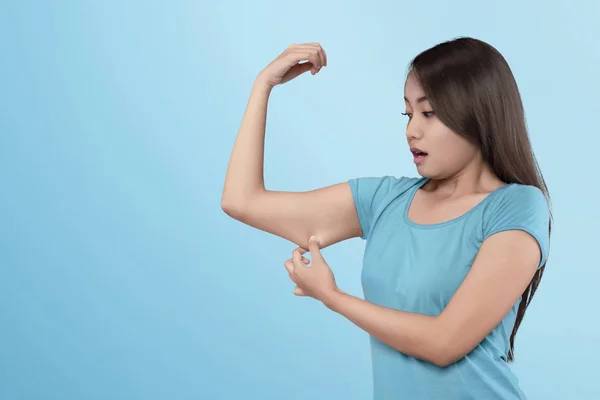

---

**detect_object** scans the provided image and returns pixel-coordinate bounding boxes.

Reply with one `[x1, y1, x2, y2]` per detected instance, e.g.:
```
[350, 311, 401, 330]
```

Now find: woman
[221, 37, 552, 399]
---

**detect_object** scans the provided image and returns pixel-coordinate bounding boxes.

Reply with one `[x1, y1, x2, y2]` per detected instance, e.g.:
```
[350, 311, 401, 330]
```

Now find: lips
[410, 147, 428, 165]
[410, 147, 428, 157]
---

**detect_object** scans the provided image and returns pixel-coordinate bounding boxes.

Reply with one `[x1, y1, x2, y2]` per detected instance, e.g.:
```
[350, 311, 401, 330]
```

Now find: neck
[424, 159, 504, 198]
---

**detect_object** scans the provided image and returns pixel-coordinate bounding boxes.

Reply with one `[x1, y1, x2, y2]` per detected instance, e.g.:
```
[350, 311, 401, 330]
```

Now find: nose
[405, 118, 424, 141]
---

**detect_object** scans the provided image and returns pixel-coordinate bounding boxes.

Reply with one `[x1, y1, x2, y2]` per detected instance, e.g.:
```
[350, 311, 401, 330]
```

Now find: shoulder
[348, 174, 420, 188]
[481, 183, 551, 266]
[347, 175, 421, 240]
[348, 175, 422, 198]
[485, 183, 549, 215]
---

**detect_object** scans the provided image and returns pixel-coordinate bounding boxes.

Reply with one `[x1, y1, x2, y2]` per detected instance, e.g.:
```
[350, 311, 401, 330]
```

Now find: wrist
[253, 75, 274, 93]
[322, 288, 346, 311]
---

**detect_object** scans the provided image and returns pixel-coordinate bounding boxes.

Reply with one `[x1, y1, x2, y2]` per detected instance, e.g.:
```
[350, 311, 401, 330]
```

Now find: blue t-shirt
[348, 175, 550, 400]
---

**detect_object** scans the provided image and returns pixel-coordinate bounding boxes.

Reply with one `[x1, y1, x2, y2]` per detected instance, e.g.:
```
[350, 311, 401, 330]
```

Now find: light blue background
[1, 1, 598, 399]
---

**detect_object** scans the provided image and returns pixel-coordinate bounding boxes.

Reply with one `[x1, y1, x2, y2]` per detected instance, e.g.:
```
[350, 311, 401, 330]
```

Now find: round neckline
[403, 178, 513, 229]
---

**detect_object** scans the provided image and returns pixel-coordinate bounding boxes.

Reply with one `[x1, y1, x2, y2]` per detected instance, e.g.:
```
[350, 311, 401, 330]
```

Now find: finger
[315, 46, 325, 71]
[287, 256, 309, 266]
[293, 286, 305, 296]
[288, 43, 318, 49]
[301, 44, 325, 71]
[279, 62, 313, 83]
[292, 51, 320, 71]
[289, 49, 321, 74]
[290, 43, 322, 56]
[292, 247, 308, 260]
[284, 259, 294, 275]
[288, 55, 319, 76]
[288, 42, 325, 66]
[308, 236, 324, 262]
[292, 248, 306, 268]
[295, 247, 308, 255]
[303, 43, 326, 70]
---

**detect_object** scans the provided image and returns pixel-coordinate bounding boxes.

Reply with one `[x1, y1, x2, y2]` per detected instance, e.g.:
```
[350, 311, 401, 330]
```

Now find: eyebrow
[403, 96, 428, 104]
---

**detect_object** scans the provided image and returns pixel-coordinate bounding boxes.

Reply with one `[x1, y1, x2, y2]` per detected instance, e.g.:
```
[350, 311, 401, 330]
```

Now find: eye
[402, 111, 435, 120]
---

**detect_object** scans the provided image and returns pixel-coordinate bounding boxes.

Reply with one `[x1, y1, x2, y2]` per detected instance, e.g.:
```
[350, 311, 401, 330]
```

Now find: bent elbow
[427, 336, 466, 368]
[431, 352, 458, 368]
[221, 198, 246, 219]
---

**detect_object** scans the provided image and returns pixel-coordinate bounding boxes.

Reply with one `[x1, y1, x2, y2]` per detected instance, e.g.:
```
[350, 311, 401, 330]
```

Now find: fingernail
[310, 235, 319, 243]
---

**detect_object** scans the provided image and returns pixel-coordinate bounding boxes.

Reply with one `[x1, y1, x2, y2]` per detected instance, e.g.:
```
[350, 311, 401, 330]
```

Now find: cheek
[430, 128, 474, 167]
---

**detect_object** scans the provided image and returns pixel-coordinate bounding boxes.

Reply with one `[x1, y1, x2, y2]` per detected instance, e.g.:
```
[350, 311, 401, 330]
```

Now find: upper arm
[435, 185, 551, 365]
[222, 182, 362, 250]
[436, 230, 542, 366]
[222, 175, 403, 249]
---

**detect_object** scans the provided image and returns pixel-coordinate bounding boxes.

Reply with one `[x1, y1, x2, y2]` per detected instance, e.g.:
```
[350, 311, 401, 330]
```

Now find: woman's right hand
[256, 43, 327, 89]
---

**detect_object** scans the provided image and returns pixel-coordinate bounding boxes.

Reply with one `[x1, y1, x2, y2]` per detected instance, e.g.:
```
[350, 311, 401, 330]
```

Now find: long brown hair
[408, 37, 552, 362]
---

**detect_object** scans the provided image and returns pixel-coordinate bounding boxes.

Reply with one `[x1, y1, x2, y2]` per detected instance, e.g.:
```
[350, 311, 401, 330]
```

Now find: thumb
[308, 236, 324, 261]
[282, 62, 314, 83]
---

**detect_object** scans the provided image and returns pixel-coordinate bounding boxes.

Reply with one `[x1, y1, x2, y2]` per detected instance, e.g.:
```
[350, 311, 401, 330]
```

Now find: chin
[415, 164, 429, 176]
[415, 166, 439, 180]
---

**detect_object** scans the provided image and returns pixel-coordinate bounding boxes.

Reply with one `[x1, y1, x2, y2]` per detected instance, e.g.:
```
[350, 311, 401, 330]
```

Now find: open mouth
[410, 148, 428, 163]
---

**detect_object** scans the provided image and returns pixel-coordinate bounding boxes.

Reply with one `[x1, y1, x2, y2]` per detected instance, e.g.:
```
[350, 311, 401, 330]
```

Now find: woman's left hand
[283, 236, 341, 304]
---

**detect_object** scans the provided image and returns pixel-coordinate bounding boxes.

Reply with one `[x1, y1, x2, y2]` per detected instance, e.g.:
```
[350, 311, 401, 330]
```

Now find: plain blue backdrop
[2, 1, 599, 399]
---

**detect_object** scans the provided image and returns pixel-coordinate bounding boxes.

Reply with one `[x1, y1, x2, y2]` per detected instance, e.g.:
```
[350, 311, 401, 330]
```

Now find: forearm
[324, 291, 447, 366]
[221, 79, 273, 210]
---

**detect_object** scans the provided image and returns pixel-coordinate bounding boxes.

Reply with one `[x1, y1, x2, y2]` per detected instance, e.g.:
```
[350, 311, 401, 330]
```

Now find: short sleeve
[348, 175, 403, 240]
[482, 185, 551, 269]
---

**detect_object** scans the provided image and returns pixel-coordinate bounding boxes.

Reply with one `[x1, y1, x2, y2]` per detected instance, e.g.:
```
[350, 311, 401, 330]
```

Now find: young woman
[221, 37, 552, 399]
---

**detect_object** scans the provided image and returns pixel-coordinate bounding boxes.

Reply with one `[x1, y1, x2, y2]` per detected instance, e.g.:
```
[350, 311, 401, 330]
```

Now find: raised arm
[221, 43, 362, 250]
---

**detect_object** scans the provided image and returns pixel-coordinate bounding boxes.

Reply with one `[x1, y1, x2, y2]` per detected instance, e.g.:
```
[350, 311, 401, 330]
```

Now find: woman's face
[403, 73, 480, 179]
